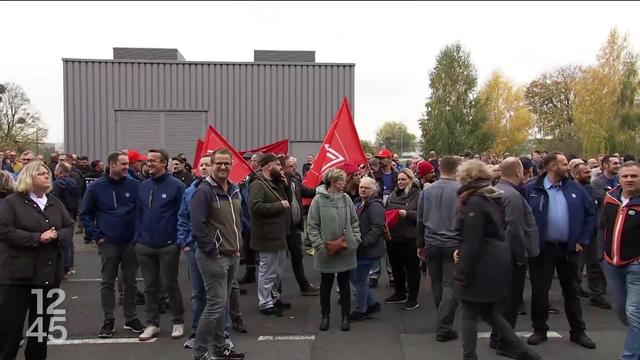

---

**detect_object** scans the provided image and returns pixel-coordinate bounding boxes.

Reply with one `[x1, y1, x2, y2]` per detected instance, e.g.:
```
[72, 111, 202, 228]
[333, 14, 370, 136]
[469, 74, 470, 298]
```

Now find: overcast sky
[1, 1, 639, 146]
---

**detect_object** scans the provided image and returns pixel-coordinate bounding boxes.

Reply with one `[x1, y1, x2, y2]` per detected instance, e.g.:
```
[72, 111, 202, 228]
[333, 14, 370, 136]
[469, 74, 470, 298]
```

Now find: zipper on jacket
[228, 189, 241, 253]
[148, 189, 154, 209]
[112, 190, 118, 208]
[612, 206, 626, 265]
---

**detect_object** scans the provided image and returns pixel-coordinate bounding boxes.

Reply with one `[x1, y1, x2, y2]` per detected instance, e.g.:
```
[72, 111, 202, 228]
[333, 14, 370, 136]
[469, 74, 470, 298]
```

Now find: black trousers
[528, 244, 586, 335]
[242, 232, 257, 277]
[577, 237, 607, 298]
[320, 271, 350, 316]
[461, 301, 527, 360]
[490, 258, 527, 348]
[287, 231, 311, 291]
[387, 240, 421, 301]
[0, 285, 54, 360]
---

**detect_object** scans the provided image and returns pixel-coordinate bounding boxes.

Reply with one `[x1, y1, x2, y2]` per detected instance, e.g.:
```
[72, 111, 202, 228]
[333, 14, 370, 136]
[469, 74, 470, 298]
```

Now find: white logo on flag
[321, 144, 345, 173]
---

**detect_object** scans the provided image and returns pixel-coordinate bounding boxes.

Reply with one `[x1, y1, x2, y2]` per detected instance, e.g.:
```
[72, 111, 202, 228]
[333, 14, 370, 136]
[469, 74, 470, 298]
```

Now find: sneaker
[274, 300, 292, 310]
[184, 334, 196, 349]
[527, 332, 547, 345]
[98, 320, 114, 338]
[300, 285, 320, 296]
[365, 302, 382, 316]
[590, 296, 612, 310]
[385, 293, 408, 304]
[402, 300, 420, 310]
[224, 334, 234, 350]
[172, 324, 185, 339]
[124, 319, 145, 333]
[260, 307, 283, 317]
[348, 311, 368, 322]
[368, 278, 378, 288]
[138, 325, 160, 341]
[212, 348, 245, 360]
[436, 329, 458, 342]
[232, 319, 248, 333]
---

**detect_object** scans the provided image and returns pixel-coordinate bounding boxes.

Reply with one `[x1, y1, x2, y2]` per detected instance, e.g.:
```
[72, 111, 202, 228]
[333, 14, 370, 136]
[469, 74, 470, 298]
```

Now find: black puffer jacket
[0, 192, 74, 287]
[385, 184, 420, 242]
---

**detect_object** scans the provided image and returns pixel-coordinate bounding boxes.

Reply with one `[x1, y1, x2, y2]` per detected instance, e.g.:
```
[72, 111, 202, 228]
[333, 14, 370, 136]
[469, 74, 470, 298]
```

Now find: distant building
[63, 48, 355, 163]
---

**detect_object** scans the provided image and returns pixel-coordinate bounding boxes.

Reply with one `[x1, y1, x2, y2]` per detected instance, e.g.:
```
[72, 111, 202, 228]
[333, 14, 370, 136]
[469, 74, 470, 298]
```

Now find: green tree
[374, 121, 417, 155]
[360, 139, 377, 155]
[525, 65, 582, 154]
[419, 43, 493, 155]
[478, 71, 534, 155]
[574, 28, 640, 156]
[0, 82, 48, 153]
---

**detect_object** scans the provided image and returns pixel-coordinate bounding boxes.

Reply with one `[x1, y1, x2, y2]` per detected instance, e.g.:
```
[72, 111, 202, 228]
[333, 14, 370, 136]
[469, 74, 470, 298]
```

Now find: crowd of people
[0, 145, 638, 360]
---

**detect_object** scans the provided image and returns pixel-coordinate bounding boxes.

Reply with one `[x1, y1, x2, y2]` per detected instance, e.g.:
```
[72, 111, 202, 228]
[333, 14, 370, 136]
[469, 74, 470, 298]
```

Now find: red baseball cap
[415, 160, 434, 178]
[127, 150, 147, 162]
[375, 148, 393, 158]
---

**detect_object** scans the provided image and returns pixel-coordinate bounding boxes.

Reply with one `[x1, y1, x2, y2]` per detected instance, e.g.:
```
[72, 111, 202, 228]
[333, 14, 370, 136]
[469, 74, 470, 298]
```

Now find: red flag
[385, 209, 401, 229]
[240, 139, 289, 157]
[302, 97, 366, 204]
[192, 139, 204, 176]
[202, 125, 252, 183]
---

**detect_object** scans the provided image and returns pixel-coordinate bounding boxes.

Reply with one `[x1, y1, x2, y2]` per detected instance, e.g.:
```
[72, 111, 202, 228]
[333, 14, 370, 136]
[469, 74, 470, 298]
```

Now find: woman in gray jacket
[350, 176, 387, 321]
[307, 168, 361, 332]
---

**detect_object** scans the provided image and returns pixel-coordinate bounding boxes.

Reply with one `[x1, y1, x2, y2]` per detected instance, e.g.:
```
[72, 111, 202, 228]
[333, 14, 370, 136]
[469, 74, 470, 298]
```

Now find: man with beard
[415, 160, 436, 189]
[249, 153, 293, 316]
[524, 153, 597, 349]
[281, 156, 319, 296]
[574, 163, 612, 309]
[77, 156, 91, 177]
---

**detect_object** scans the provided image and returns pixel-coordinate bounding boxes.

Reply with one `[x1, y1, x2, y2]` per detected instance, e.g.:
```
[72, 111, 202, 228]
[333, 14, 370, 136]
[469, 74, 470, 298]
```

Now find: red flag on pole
[302, 97, 366, 204]
[239, 139, 289, 157]
[201, 125, 252, 183]
[193, 139, 204, 176]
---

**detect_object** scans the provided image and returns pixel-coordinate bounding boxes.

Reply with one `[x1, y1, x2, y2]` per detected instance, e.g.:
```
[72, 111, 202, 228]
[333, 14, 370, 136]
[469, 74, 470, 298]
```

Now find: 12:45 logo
[26, 289, 67, 342]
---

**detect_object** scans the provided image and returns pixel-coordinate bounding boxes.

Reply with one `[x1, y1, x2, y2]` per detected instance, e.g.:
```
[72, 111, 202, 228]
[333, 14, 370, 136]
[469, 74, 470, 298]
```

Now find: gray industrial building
[63, 48, 355, 163]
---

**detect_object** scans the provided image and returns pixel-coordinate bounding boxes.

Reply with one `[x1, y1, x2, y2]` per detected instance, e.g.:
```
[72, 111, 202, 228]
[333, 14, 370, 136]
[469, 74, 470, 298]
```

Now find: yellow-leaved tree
[477, 71, 534, 155]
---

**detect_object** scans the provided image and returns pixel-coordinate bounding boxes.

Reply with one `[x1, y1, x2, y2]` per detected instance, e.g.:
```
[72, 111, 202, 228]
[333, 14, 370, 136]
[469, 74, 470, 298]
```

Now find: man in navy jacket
[135, 149, 186, 341]
[524, 152, 597, 349]
[80, 152, 144, 338]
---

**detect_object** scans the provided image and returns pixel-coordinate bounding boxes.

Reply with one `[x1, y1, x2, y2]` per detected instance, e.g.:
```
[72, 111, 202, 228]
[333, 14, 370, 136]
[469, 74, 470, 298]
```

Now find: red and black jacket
[602, 187, 640, 266]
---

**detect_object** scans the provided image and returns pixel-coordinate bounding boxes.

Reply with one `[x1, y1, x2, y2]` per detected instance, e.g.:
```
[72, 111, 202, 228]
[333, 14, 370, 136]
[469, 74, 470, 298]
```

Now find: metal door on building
[116, 111, 206, 162]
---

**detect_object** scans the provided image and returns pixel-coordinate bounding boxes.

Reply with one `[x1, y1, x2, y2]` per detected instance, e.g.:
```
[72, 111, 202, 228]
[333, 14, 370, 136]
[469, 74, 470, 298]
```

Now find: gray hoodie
[417, 178, 460, 248]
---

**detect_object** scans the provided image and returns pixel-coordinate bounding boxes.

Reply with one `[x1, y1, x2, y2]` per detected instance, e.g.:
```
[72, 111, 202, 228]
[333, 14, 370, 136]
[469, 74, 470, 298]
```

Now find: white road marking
[66, 278, 144, 282]
[258, 335, 316, 341]
[49, 337, 157, 345]
[477, 331, 562, 338]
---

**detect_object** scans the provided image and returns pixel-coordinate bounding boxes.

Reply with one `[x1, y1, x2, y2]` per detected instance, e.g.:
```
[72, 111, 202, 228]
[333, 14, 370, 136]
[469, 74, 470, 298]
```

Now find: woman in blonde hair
[384, 168, 422, 310]
[453, 160, 540, 360]
[0, 161, 74, 360]
[307, 168, 361, 332]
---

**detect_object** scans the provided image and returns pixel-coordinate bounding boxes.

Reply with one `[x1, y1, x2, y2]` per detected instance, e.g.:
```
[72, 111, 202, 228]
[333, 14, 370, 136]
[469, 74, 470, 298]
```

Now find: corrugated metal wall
[63, 59, 355, 162]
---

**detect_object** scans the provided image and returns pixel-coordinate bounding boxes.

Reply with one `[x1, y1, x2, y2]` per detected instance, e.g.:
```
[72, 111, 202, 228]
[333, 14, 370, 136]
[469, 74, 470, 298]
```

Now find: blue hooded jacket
[135, 172, 186, 248]
[52, 176, 80, 217]
[177, 178, 201, 249]
[524, 174, 597, 252]
[80, 174, 139, 244]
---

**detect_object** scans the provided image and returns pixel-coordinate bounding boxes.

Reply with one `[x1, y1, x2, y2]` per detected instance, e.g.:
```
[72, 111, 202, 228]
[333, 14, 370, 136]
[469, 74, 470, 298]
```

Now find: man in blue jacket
[524, 152, 597, 349]
[80, 151, 144, 338]
[135, 149, 186, 342]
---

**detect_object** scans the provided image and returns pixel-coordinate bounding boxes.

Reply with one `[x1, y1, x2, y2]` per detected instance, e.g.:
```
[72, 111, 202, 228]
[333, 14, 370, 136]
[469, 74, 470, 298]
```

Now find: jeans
[185, 248, 206, 333]
[369, 248, 393, 281]
[135, 243, 185, 326]
[99, 242, 138, 322]
[194, 253, 239, 357]
[427, 245, 459, 335]
[287, 231, 311, 290]
[257, 251, 286, 309]
[353, 257, 380, 313]
[320, 271, 351, 316]
[528, 244, 586, 335]
[0, 285, 53, 360]
[387, 240, 421, 301]
[602, 261, 640, 360]
[461, 301, 527, 360]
